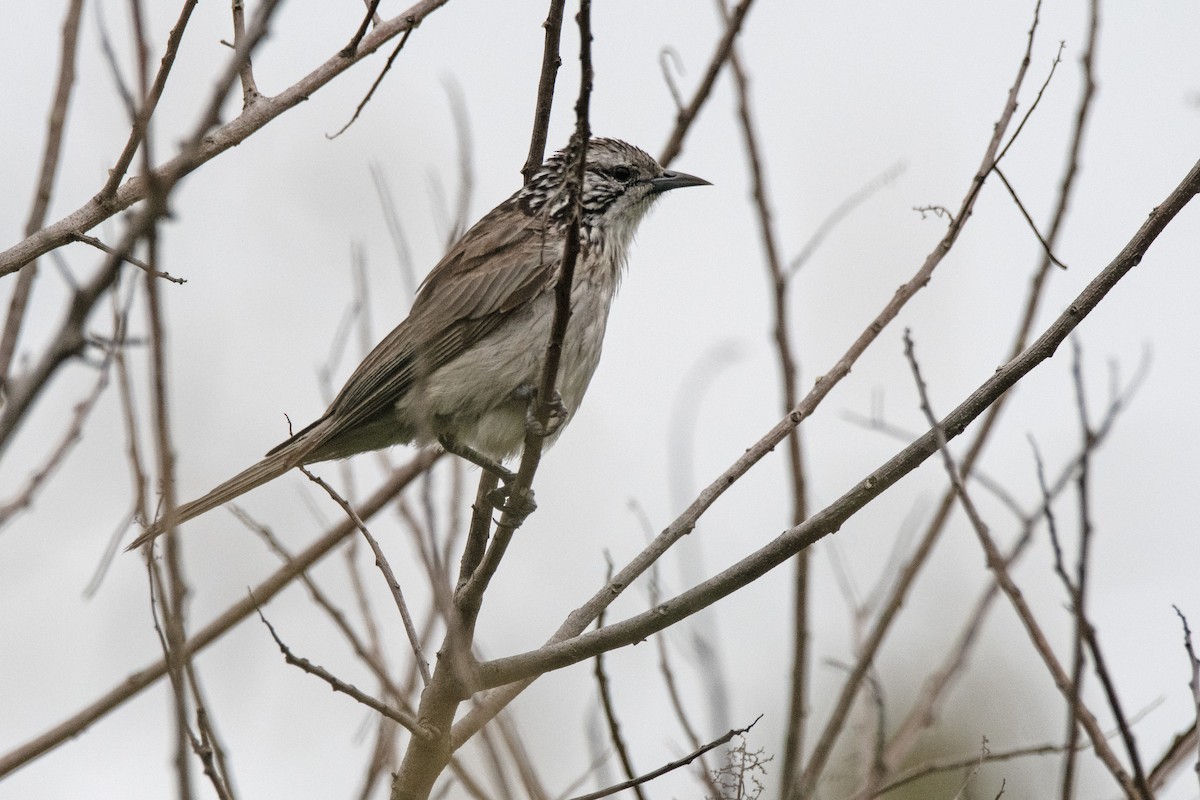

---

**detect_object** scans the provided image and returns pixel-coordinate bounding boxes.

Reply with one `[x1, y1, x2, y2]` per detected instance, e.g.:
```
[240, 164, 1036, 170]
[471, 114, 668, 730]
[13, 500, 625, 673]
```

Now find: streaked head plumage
[520, 138, 708, 229]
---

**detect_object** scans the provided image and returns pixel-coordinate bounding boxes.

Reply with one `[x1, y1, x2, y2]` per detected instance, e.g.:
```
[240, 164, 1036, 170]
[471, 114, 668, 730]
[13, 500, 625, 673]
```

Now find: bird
[127, 137, 708, 549]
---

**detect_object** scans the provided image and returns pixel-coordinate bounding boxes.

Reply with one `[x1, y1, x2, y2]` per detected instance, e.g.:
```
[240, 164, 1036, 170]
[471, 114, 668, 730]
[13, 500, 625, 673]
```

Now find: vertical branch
[230, 0, 261, 104]
[720, 10, 811, 788]
[454, 0, 594, 623]
[392, 5, 593, 798]
[522, 0, 567, 184]
[594, 560, 647, 800]
[0, 0, 84, 392]
[1170, 608, 1200, 796]
[99, 0, 201, 200]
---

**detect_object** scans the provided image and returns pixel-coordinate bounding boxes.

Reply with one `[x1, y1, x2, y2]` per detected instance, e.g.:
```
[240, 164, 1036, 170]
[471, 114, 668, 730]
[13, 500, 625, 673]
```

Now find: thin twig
[659, 0, 756, 167]
[902, 330, 1140, 798]
[255, 607, 425, 734]
[723, 22, 811, 792]
[1170, 607, 1200, 796]
[341, 0, 384, 57]
[230, 0, 261, 105]
[994, 167, 1069, 269]
[0, 0, 85, 392]
[0, 452, 437, 778]
[327, 24, 415, 139]
[100, 0, 200, 199]
[521, 0, 567, 183]
[0, 352, 112, 527]
[593, 558, 646, 800]
[300, 466, 431, 685]
[872, 740, 1088, 798]
[69, 231, 186, 282]
[994, 39, 1066, 166]
[569, 717, 762, 800]
[232, 505, 402, 696]
[3, 0, 450, 278]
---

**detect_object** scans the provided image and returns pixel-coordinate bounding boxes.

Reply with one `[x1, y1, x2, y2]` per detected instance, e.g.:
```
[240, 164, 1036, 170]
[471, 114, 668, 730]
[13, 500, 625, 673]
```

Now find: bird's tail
[126, 445, 308, 551]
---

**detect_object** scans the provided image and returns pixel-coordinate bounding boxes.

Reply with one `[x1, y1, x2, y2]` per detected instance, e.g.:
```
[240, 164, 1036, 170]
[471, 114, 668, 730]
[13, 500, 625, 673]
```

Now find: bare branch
[521, 0, 567, 183]
[256, 607, 425, 734]
[0, 453, 436, 778]
[568, 717, 762, 800]
[659, 0, 755, 167]
[301, 466, 431, 685]
[327, 24, 416, 139]
[902, 330, 1141, 798]
[2, 0, 450, 277]
[0, 0, 85, 391]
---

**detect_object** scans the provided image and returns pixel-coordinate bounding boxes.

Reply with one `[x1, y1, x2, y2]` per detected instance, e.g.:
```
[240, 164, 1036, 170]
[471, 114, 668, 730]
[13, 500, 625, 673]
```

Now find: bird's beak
[650, 170, 711, 193]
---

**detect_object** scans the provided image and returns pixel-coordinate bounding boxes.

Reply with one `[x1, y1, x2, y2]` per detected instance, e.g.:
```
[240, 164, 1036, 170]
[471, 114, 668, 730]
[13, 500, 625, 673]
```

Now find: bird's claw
[524, 389, 568, 438]
[486, 483, 537, 517]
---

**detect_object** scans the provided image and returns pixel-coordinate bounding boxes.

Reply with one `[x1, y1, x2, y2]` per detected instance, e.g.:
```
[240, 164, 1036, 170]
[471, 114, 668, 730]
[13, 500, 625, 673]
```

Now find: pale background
[1, 1, 1198, 798]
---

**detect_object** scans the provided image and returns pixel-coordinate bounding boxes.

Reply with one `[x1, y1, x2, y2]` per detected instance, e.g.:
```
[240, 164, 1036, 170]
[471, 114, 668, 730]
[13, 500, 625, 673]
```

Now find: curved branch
[0, 0, 451, 278]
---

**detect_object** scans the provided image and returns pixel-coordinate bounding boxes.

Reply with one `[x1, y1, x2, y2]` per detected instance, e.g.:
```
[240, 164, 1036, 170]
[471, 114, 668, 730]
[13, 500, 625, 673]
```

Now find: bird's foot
[514, 385, 568, 438]
[485, 483, 537, 518]
[438, 434, 535, 516]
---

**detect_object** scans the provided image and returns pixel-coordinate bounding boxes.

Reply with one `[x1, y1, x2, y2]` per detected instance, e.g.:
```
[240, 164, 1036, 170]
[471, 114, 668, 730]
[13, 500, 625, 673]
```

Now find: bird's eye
[609, 165, 634, 183]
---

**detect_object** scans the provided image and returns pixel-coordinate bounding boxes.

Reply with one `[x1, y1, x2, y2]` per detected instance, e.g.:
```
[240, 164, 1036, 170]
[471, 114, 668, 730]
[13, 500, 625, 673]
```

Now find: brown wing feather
[268, 198, 560, 459]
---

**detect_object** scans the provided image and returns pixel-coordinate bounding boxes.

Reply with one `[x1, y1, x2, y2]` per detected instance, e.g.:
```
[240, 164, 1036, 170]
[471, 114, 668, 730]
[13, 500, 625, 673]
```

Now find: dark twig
[522, 0, 567, 183]
[994, 167, 1069, 269]
[659, 0, 755, 167]
[1053, 343, 1151, 797]
[593, 558, 646, 800]
[455, 0, 594, 622]
[1169, 607, 1200, 795]
[0, 0, 85, 394]
[300, 466, 431, 685]
[1032, 438, 1085, 797]
[255, 607, 425, 734]
[69, 232, 186, 282]
[100, 0, 200, 199]
[342, 0, 384, 57]
[724, 25, 810, 793]
[327, 24, 415, 139]
[389, 6, 594, 797]
[568, 717, 762, 800]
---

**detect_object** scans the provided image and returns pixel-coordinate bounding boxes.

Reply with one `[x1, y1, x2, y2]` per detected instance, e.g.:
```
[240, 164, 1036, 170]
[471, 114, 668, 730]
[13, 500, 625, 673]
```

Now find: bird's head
[522, 138, 709, 243]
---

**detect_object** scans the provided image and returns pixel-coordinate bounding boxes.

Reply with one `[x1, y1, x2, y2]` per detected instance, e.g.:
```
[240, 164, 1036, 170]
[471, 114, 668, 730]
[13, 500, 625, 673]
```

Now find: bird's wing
[270, 199, 561, 456]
